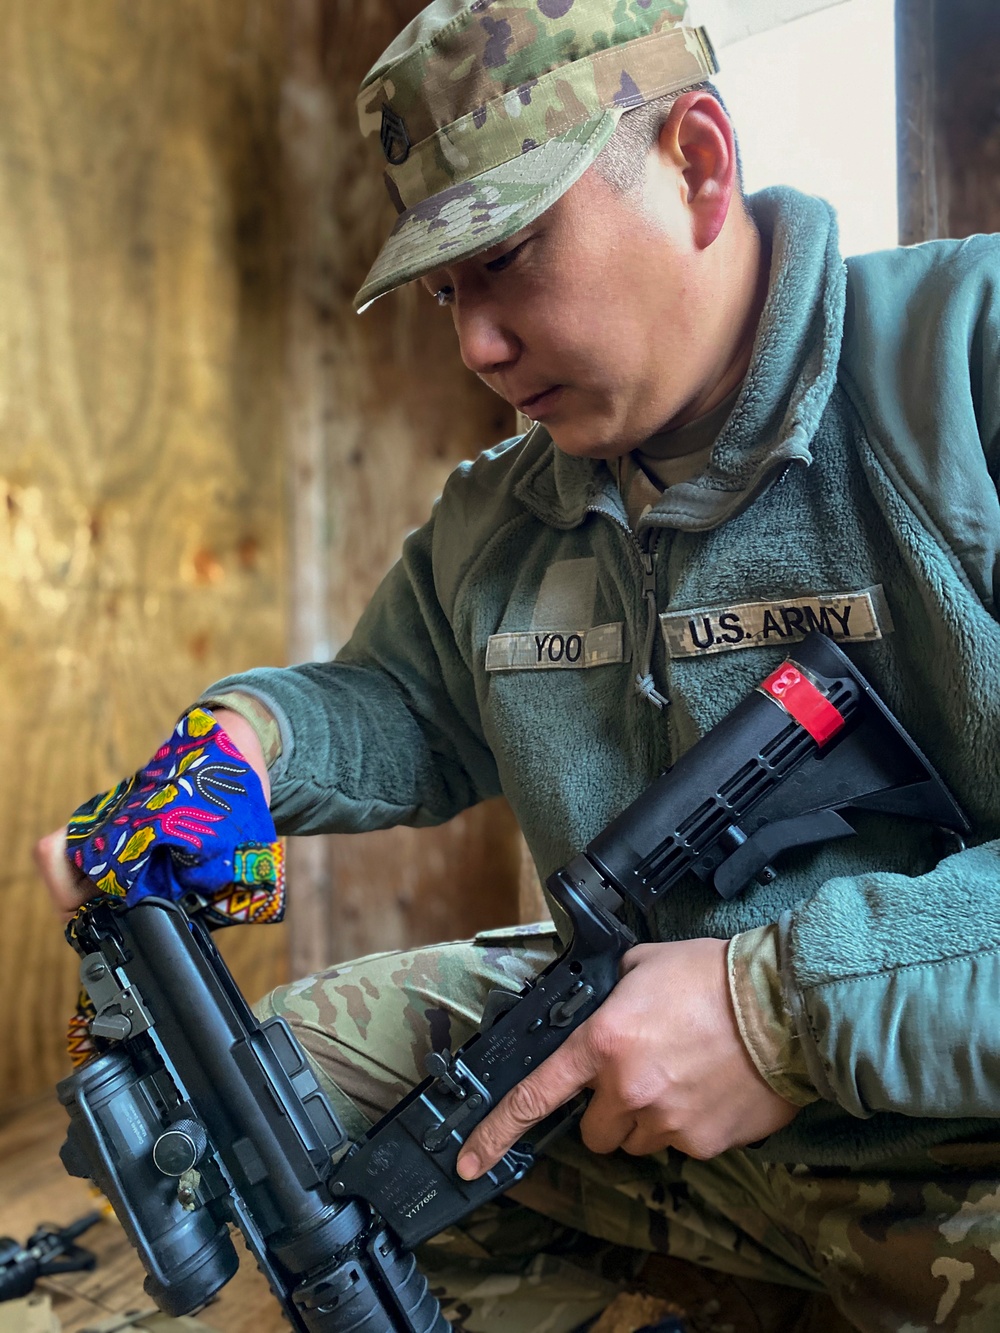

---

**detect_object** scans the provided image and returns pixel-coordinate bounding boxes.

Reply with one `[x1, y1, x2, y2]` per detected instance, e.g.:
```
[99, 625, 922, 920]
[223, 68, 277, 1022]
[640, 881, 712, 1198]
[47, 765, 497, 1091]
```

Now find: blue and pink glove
[65, 707, 284, 928]
[64, 708, 284, 1067]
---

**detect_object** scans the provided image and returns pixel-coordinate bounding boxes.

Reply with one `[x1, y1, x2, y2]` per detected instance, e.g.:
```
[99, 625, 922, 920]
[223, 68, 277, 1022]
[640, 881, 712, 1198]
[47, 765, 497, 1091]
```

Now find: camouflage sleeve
[197, 690, 284, 770]
[727, 925, 820, 1108]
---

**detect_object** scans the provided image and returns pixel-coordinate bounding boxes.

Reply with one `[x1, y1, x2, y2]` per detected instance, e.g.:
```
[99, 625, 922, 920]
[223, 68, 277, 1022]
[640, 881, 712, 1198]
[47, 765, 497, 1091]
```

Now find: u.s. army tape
[660, 585, 892, 658]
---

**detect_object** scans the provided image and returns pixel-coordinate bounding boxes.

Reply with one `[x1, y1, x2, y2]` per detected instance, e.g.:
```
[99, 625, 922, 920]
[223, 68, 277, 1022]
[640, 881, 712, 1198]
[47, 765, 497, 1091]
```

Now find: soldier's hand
[34, 826, 94, 922]
[34, 707, 270, 923]
[456, 937, 799, 1178]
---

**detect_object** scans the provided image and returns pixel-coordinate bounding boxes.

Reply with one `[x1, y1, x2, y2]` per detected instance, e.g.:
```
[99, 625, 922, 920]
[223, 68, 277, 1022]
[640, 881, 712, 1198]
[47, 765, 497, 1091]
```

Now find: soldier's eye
[485, 240, 528, 274]
[433, 286, 454, 307]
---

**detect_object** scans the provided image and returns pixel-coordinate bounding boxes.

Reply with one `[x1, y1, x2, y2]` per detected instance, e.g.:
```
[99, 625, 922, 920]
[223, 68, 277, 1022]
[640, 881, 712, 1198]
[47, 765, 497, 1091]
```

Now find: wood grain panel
[896, 0, 1000, 242]
[931, 1, 1000, 239]
[282, 0, 523, 974]
[0, 0, 528, 1111]
[0, 0, 290, 1111]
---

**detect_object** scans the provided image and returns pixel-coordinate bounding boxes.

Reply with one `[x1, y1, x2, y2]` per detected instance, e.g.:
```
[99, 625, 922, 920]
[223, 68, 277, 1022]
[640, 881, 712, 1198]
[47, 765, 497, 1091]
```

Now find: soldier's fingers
[456, 1039, 594, 1180]
[33, 827, 93, 921]
[577, 1092, 638, 1157]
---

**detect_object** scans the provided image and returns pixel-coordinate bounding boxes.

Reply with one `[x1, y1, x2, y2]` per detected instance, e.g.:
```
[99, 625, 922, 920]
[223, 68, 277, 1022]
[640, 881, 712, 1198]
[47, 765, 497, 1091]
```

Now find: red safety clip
[759, 663, 846, 745]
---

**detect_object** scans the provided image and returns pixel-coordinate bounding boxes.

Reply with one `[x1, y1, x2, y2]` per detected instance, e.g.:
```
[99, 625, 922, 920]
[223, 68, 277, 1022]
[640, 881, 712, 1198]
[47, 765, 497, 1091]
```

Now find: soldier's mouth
[517, 386, 564, 420]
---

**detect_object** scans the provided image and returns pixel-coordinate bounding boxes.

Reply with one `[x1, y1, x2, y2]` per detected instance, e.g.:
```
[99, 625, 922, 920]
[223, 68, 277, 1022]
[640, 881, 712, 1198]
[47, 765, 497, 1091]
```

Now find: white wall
[713, 0, 897, 257]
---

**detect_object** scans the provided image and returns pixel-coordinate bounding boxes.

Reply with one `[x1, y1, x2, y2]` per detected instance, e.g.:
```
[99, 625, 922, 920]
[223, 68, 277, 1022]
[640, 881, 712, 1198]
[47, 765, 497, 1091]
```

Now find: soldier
[37, 0, 1000, 1328]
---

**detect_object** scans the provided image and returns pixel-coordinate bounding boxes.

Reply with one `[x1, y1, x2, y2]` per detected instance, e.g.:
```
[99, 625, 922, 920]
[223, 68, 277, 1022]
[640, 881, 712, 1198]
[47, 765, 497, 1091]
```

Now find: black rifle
[0, 1211, 103, 1301]
[56, 633, 969, 1332]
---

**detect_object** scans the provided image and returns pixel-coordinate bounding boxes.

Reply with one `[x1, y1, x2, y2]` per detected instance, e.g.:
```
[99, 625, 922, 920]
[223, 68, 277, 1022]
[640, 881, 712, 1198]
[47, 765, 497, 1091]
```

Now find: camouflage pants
[255, 925, 1000, 1332]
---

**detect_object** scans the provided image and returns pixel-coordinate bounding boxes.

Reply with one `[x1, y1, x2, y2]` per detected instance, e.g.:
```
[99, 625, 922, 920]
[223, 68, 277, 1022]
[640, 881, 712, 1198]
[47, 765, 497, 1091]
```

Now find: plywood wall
[0, 0, 525, 1114]
[281, 0, 525, 975]
[0, 0, 291, 1111]
[896, 0, 1000, 242]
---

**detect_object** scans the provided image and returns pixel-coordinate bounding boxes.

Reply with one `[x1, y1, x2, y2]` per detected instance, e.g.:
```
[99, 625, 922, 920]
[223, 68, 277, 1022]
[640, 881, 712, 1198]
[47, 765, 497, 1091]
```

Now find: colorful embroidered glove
[64, 708, 284, 1069]
[65, 707, 284, 928]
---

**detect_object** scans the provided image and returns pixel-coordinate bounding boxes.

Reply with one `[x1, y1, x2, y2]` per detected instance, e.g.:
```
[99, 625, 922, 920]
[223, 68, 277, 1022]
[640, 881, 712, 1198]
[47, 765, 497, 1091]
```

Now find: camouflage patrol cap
[354, 0, 718, 311]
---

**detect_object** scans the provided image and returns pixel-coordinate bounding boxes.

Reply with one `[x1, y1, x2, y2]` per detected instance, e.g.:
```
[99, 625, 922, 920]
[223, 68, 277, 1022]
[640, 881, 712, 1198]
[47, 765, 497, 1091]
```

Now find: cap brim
[354, 111, 619, 313]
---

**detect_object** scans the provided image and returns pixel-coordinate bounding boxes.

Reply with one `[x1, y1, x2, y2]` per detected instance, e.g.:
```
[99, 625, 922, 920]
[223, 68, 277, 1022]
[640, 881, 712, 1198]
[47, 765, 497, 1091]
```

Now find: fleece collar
[513, 186, 848, 535]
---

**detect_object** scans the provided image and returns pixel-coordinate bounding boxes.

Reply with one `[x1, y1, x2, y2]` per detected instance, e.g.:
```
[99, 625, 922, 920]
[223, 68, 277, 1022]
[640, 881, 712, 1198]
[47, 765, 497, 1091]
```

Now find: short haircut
[593, 83, 744, 195]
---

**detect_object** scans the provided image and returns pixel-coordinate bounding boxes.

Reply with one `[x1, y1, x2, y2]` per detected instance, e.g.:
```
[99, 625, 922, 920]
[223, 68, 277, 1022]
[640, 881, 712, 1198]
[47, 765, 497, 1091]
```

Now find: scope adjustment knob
[153, 1119, 209, 1177]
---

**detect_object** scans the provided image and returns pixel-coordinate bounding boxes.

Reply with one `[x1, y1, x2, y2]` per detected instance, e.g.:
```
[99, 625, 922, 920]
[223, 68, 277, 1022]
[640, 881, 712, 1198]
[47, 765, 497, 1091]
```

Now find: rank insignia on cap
[380, 105, 410, 165]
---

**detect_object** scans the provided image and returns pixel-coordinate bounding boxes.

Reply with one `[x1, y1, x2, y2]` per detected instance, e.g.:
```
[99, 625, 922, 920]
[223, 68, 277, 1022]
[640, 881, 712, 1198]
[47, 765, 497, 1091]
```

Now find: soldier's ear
[655, 91, 738, 249]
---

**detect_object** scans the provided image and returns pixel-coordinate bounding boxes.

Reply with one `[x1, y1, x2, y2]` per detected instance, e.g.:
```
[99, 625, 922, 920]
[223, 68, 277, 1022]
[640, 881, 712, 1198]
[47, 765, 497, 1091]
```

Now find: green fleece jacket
[205, 187, 1000, 1166]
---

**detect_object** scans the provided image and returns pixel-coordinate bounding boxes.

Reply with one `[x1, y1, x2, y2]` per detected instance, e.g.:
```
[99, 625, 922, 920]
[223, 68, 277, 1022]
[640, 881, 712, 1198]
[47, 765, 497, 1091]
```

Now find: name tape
[660, 585, 892, 659]
[485, 622, 625, 672]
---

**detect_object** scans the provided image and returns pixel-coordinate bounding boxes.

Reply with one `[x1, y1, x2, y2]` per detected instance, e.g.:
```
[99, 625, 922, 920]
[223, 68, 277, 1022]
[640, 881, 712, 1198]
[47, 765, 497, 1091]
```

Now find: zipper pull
[635, 673, 668, 709]
[641, 551, 656, 595]
[635, 548, 669, 710]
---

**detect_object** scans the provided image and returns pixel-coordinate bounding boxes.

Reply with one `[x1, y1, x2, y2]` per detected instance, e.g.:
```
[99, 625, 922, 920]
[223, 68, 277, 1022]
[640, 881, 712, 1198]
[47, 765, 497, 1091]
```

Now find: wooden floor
[0, 1095, 287, 1332]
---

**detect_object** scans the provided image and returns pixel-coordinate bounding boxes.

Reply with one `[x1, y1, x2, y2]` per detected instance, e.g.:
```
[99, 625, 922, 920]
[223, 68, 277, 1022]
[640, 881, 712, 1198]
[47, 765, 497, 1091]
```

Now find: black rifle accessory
[57, 633, 970, 1331]
[0, 1210, 103, 1302]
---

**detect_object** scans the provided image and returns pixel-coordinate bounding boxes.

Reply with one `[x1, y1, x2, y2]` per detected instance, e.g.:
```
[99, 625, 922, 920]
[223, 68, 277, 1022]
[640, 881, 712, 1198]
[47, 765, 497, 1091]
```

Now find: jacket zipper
[584, 504, 670, 712]
[636, 543, 669, 710]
